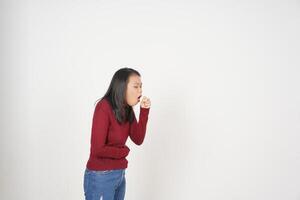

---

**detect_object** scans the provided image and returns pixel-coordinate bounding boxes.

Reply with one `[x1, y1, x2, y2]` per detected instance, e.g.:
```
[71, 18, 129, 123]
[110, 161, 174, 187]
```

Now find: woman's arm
[129, 107, 150, 145]
[90, 103, 129, 159]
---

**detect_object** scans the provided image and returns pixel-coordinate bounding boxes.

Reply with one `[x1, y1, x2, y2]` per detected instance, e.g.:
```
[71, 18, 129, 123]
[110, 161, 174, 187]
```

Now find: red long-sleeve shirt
[86, 98, 150, 170]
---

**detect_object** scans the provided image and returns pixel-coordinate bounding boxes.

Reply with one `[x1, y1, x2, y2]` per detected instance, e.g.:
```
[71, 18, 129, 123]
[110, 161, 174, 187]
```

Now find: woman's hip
[84, 168, 125, 191]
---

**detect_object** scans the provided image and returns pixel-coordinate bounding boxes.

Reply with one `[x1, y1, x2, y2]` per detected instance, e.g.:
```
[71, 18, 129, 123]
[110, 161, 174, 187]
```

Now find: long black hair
[94, 67, 141, 125]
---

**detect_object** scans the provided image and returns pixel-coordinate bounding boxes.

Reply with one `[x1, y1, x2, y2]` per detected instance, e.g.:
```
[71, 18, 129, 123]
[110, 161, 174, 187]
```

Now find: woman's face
[125, 74, 143, 106]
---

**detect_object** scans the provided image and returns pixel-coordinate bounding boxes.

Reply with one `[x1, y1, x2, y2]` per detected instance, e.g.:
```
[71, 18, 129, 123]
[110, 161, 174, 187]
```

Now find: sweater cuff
[140, 107, 150, 115]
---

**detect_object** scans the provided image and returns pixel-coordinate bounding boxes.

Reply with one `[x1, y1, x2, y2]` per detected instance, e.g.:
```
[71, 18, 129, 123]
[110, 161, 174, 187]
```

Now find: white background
[1, 0, 300, 199]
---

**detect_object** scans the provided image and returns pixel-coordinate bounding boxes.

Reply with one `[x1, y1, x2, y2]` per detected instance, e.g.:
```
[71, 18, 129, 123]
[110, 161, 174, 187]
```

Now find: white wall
[1, 0, 300, 199]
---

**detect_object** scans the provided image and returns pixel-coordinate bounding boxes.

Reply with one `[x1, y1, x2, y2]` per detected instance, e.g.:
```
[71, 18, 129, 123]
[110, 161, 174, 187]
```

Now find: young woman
[83, 68, 151, 200]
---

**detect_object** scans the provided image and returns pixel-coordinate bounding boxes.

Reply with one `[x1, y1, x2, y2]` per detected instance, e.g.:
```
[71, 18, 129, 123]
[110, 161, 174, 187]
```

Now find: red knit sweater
[86, 98, 150, 170]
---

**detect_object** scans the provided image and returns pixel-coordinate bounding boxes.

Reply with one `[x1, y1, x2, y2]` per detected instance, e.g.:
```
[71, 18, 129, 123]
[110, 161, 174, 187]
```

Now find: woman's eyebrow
[133, 82, 142, 85]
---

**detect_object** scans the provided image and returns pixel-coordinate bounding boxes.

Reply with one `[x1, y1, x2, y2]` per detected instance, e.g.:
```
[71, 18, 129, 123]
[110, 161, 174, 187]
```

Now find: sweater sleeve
[90, 102, 130, 159]
[129, 107, 150, 145]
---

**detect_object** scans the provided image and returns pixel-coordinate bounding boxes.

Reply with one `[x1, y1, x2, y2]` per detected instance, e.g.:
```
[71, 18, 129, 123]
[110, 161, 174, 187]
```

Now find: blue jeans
[83, 168, 126, 200]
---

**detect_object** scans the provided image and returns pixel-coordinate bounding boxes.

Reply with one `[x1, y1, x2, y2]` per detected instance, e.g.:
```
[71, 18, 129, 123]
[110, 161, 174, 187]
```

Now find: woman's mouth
[137, 95, 142, 101]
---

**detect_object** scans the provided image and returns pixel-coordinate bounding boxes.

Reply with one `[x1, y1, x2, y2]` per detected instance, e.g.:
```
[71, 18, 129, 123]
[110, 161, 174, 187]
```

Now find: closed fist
[140, 96, 151, 109]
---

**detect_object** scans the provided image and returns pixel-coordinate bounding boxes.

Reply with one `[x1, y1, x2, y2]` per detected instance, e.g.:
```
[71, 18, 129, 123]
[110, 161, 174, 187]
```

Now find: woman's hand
[117, 144, 130, 158]
[140, 96, 151, 109]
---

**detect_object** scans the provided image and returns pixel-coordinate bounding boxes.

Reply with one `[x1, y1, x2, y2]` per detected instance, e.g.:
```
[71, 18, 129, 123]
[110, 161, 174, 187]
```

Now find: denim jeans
[83, 168, 126, 200]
